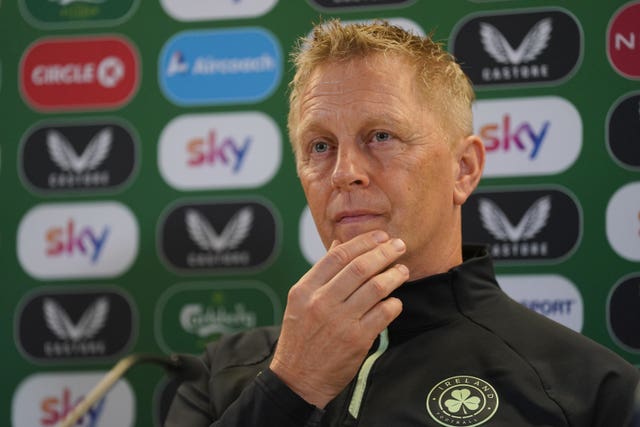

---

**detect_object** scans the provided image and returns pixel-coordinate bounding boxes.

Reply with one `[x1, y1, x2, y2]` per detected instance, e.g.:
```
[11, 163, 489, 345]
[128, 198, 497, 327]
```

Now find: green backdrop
[1, 0, 638, 426]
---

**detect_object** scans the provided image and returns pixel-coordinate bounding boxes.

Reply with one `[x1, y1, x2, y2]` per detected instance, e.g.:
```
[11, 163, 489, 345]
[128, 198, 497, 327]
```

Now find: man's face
[293, 54, 465, 278]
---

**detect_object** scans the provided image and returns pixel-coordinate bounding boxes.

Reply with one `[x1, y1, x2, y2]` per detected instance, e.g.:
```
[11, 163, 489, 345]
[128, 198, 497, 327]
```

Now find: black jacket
[165, 246, 640, 426]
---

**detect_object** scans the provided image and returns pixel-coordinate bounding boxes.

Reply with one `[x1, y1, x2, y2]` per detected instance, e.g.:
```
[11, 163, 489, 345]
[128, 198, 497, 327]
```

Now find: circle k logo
[19, 35, 140, 111]
[607, 1, 640, 79]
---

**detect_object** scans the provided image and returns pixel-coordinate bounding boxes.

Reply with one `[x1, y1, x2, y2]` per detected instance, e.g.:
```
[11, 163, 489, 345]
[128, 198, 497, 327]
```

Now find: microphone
[55, 352, 207, 427]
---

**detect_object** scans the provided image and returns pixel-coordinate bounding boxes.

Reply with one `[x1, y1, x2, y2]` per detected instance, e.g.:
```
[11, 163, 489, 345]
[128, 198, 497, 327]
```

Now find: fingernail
[373, 231, 389, 243]
[391, 238, 405, 251]
[396, 264, 409, 275]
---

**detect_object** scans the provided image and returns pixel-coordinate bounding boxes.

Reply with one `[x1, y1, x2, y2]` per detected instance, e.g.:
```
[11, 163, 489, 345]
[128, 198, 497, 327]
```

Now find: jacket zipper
[347, 328, 389, 420]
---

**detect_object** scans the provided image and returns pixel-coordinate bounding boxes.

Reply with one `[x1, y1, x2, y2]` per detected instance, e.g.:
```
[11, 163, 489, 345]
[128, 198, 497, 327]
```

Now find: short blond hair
[287, 19, 475, 150]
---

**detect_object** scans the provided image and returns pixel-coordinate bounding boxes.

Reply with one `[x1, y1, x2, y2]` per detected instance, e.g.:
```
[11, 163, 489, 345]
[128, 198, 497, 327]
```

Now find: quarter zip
[347, 329, 389, 420]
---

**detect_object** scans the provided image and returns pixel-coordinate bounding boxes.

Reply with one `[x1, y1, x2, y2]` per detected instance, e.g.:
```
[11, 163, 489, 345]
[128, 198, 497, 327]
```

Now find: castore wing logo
[158, 200, 280, 273]
[462, 188, 582, 264]
[186, 207, 253, 253]
[20, 120, 138, 193]
[44, 297, 109, 341]
[478, 196, 550, 242]
[451, 9, 582, 88]
[48, 128, 111, 173]
[480, 18, 552, 65]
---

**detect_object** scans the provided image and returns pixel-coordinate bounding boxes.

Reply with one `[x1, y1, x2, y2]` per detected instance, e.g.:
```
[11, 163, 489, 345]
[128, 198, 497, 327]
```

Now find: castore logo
[158, 199, 280, 273]
[462, 187, 582, 264]
[16, 287, 136, 362]
[451, 8, 582, 88]
[20, 119, 139, 193]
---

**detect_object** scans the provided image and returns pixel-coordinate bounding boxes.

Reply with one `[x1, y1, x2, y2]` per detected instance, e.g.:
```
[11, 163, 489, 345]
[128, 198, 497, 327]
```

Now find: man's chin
[333, 223, 387, 243]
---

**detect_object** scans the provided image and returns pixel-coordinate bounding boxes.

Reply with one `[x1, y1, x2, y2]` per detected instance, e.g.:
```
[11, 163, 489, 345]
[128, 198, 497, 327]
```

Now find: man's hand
[269, 230, 409, 408]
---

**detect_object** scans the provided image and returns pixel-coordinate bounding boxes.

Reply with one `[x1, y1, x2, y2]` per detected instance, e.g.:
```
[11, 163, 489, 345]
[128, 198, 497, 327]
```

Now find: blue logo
[159, 28, 282, 106]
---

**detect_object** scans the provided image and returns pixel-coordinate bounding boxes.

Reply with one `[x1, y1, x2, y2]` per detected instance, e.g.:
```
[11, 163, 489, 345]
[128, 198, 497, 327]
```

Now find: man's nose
[330, 143, 370, 189]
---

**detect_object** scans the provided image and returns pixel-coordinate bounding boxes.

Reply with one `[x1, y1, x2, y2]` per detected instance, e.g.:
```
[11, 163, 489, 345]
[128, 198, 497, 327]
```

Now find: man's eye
[373, 131, 391, 142]
[312, 142, 329, 153]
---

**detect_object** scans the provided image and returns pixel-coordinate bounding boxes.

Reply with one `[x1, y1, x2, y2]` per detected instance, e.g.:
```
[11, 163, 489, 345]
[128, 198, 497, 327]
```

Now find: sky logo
[480, 114, 550, 160]
[12, 372, 134, 427]
[159, 28, 282, 106]
[187, 130, 251, 173]
[159, 112, 281, 190]
[17, 202, 138, 279]
[473, 96, 581, 177]
[46, 220, 110, 263]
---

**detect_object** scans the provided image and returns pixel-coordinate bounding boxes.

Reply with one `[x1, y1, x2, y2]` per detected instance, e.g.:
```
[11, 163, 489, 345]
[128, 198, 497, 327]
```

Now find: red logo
[20, 35, 139, 111]
[607, 1, 640, 79]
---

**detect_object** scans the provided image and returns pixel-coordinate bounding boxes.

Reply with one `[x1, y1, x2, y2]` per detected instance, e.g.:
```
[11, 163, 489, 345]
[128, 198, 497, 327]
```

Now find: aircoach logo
[158, 112, 281, 190]
[17, 202, 139, 279]
[11, 372, 134, 427]
[451, 8, 582, 88]
[158, 200, 280, 273]
[473, 96, 582, 177]
[606, 181, 640, 262]
[155, 282, 280, 354]
[20, 35, 139, 111]
[16, 288, 136, 362]
[19, 0, 138, 28]
[498, 274, 583, 332]
[462, 187, 582, 263]
[161, 0, 276, 21]
[20, 120, 138, 193]
[159, 28, 282, 106]
[607, 1, 640, 79]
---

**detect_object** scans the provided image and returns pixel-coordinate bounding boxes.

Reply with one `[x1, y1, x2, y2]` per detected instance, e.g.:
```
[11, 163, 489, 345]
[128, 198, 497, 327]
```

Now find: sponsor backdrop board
[1, 0, 638, 425]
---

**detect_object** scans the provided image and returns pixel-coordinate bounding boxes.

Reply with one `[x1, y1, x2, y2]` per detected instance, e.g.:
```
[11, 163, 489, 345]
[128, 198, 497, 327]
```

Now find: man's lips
[334, 211, 381, 224]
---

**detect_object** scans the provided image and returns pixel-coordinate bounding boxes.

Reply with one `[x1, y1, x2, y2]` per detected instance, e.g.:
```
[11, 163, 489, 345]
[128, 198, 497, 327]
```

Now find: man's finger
[319, 238, 406, 303]
[343, 263, 409, 315]
[299, 230, 390, 289]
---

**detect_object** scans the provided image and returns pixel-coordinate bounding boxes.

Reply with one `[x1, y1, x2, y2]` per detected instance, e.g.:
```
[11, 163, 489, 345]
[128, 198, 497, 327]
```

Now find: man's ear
[453, 135, 485, 206]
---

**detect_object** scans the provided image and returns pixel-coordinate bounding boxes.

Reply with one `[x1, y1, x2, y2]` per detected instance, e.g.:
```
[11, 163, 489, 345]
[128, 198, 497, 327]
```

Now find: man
[165, 19, 640, 426]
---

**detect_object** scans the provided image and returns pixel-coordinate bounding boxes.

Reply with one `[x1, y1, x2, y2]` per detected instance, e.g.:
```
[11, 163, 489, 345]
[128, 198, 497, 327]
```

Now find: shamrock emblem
[444, 388, 481, 414]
